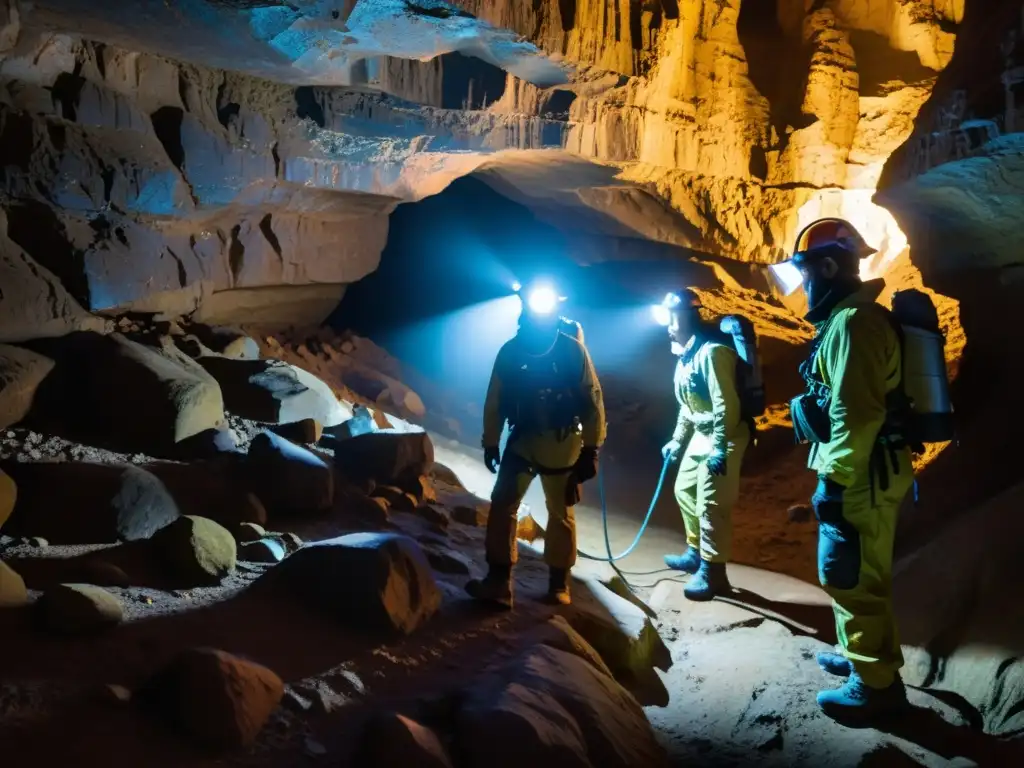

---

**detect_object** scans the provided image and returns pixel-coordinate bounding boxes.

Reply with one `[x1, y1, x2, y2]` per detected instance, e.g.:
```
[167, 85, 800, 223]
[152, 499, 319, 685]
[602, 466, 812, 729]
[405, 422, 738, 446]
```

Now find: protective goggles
[512, 280, 566, 316]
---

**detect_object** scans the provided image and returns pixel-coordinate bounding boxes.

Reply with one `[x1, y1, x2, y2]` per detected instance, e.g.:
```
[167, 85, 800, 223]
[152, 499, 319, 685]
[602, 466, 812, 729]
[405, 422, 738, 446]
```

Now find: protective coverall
[672, 338, 750, 563]
[481, 328, 606, 571]
[808, 285, 914, 691]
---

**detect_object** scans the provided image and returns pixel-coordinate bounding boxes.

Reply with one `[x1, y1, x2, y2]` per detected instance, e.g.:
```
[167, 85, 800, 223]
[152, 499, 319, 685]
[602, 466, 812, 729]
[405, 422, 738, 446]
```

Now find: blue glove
[705, 449, 727, 477]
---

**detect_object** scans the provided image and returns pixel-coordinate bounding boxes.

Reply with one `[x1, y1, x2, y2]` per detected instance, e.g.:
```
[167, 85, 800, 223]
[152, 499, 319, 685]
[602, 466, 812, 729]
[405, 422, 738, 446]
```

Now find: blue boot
[683, 560, 730, 601]
[664, 548, 701, 574]
[817, 673, 907, 720]
[817, 650, 853, 677]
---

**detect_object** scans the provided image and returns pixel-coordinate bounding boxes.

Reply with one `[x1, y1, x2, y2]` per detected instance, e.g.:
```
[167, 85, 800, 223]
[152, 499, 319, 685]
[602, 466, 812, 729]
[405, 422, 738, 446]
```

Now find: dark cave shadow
[841, 694, 1024, 764]
[717, 589, 837, 644]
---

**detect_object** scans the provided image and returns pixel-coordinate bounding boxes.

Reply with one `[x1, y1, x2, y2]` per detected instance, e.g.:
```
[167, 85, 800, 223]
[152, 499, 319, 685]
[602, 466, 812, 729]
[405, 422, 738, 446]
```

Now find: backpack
[719, 315, 766, 424]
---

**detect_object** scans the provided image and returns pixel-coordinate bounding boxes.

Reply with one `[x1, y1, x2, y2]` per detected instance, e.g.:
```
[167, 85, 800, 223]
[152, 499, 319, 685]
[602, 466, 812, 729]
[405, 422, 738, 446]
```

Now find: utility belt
[504, 429, 583, 506]
[791, 388, 911, 505]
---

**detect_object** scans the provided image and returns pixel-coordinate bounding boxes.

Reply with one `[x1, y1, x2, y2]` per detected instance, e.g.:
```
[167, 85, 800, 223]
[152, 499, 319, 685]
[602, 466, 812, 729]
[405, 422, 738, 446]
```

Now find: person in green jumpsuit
[660, 289, 750, 601]
[775, 218, 914, 719]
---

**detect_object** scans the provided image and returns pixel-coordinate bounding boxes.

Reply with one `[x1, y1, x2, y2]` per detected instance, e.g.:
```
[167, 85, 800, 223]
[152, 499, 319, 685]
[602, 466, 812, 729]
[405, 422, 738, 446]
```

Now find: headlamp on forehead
[513, 280, 565, 316]
[651, 289, 701, 326]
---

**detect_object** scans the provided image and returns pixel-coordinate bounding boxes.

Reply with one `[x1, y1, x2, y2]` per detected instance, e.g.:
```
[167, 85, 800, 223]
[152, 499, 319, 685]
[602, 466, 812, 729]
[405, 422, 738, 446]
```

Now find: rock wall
[0, 0, 972, 335]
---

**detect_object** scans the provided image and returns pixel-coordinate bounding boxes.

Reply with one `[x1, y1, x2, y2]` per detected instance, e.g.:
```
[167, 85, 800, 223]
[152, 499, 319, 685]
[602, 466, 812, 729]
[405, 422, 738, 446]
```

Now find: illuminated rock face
[0, 0, 967, 326]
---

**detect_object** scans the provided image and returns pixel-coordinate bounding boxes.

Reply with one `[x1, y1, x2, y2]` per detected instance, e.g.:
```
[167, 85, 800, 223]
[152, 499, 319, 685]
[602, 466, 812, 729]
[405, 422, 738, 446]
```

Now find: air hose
[577, 453, 672, 564]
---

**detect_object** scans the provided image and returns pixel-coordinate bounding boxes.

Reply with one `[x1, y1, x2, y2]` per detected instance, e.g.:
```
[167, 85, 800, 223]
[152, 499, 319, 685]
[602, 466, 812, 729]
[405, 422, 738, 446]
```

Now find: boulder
[326, 405, 377, 441]
[0, 560, 28, 607]
[240, 538, 286, 564]
[197, 357, 348, 427]
[0, 228, 107, 344]
[74, 560, 132, 588]
[137, 647, 284, 751]
[187, 324, 260, 360]
[234, 521, 268, 545]
[337, 489, 392, 526]
[0, 462, 180, 544]
[245, 432, 333, 517]
[0, 344, 54, 430]
[373, 485, 416, 512]
[266, 532, 440, 635]
[39, 584, 124, 633]
[414, 504, 450, 529]
[565, 576, 673, 707]
[332, 430, 434, 489]
[358, 712, 453, 768]
[0, 467, 14, 531]
[425, 548, 471, 575]
[515, 510, 544, 543]
[271, 419, 323, 444]
[173, 426, 240, 459]
[457, 646, 669, 768]
[25, 332, 224, 455]
[144, 461, 267, 529]
[452, 503, 489, 527]
[276, 532, 303, 553]
[152, 515, 236, 587]
[521, 616, 614, 680]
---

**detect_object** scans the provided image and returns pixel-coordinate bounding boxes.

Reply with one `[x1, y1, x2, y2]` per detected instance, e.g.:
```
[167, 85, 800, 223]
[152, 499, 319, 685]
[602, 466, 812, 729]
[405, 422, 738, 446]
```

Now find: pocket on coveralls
[813, 486, 861, 591]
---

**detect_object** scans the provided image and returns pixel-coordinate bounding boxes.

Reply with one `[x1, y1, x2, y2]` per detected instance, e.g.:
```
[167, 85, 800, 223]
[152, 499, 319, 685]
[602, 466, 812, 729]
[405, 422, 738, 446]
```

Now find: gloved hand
[484, 445, 501, 474]
[705, 449, 728, 477]
[573, 446, 600, 484]
[661, 439, 683, 462]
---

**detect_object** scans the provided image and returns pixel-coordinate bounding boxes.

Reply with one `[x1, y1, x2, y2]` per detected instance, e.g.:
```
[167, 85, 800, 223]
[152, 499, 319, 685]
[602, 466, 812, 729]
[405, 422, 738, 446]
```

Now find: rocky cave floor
[0, 322, 1021, 768]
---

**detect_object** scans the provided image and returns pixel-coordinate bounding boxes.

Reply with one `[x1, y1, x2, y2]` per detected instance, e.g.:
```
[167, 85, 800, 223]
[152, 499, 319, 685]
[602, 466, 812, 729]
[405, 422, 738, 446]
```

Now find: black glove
[811, 476, 845, 523]
[484, 446, 501, 474]
[573, 446, 599, 484]
[705, 449, 727, 477]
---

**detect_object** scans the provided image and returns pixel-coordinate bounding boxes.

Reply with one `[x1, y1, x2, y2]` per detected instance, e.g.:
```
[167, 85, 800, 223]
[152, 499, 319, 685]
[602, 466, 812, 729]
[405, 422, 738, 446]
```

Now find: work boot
[664, 548, 701, 574]
[465, 565, 514, 610]
[683, 560, 730, 601]
[817, 672, 908, 721]
[546, 568, 571, 606]
[817, 650, 854, 678]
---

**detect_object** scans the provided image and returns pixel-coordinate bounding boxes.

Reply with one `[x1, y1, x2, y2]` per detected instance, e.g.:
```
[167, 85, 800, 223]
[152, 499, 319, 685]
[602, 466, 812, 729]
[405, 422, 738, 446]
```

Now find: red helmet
[793, 218, 877, 258]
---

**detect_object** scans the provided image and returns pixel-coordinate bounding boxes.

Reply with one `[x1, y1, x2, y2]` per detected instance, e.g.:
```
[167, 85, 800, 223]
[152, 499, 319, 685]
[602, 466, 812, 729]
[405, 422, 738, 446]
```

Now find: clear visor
[768, 260, 805, 296]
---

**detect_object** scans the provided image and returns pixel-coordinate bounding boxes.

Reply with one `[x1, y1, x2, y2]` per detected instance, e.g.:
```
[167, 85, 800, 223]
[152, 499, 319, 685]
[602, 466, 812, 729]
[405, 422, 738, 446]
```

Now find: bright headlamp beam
[769, 260, 805, 296]
[526, 285, 558, 315]
[651, 304, 671, 326]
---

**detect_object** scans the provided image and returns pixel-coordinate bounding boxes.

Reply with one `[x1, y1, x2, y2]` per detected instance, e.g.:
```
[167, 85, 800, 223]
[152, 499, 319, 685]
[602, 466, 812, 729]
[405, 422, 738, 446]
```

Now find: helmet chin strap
[805, 275, 863, 324]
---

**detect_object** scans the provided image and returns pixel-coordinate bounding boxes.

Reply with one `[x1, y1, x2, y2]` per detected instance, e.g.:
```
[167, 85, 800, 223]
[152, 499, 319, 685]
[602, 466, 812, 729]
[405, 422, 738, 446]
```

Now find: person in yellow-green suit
[659, 289, 751, 601]
[465, 282, 606, 610]
[771, 218, 915, 720]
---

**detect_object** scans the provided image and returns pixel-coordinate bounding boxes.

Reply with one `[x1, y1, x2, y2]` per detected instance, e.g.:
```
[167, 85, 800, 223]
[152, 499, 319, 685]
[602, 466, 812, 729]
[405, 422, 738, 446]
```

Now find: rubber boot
[683, 560, 730, 601]
[664, 548, 701, 574]
[465, 564, 514, 610]
[817, 672, 908, 721]
[817, 650, 853, 678]
[546, 568, 571, 606]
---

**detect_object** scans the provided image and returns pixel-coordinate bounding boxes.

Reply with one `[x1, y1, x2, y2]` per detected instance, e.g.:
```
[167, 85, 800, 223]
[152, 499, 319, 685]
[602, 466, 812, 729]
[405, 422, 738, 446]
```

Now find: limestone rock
[75, 560, 132, 588]
[0, 560, 28, 607]
[0, 226, 107, 344]
[522, 615, 614, 680]
[414, 504, 450, 529]
[173, 426, 241, 459]
[326, 405, 378, 441]
[267, 532, 440, 636]
[566, 576, 673, 707]
[452, 503, 489, 527]
[457, 645, 669, 768]
[0, 462, 180, 544]
[198, 357, 348, 427]
[39, 584, 124, 633]
[271, 419, 323, 445]
[0, 467, 14, 531]
[240, 538, 286, 564]
[373, 485, 416, 511]
[276, 532, 304, 553]
[234, 521, 268, 545]
[515, 510, 544, 542]
[245, 431, 334, 517]
[152, 515, 236, 587]
[0, 344, 54, 430]
[26, 332, 225, 455]
[137, 647, 284, 751]
[187, 324, 260, 360]
[144, 461, 267, 529]
[331, 430, 434, 488]
[425, 548, 471, 575]
[358, 712, 453, 768]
